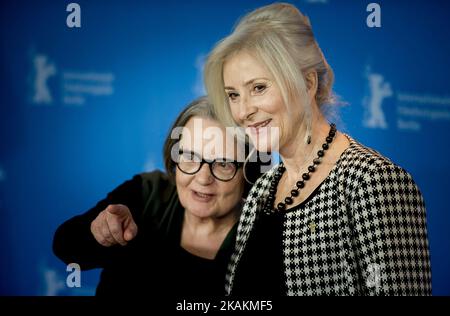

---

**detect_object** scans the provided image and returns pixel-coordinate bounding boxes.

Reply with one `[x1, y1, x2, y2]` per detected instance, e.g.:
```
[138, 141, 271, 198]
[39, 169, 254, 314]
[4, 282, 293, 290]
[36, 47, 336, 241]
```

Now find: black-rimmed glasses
[176, 150, 243, 182]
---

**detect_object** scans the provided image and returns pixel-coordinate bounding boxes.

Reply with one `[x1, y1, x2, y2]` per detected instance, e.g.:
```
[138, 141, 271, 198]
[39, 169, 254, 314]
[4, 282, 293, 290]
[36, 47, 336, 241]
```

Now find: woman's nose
[238, 96, 256, 122]
[195, 163, 214, 185]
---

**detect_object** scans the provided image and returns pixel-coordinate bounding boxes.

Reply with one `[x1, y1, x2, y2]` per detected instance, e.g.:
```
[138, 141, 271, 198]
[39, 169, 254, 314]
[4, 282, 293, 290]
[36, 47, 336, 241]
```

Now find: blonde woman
[204, 3, 431, 295]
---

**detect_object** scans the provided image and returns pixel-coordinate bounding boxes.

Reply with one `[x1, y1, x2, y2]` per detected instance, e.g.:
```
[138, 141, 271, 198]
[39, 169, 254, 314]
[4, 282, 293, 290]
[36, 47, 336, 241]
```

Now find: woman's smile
[191, 189, 216, 202]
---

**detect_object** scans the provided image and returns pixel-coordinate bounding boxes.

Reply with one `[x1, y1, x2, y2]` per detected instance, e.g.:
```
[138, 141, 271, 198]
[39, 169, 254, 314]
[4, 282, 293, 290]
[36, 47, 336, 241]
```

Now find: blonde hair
[204, 2, 335, 142]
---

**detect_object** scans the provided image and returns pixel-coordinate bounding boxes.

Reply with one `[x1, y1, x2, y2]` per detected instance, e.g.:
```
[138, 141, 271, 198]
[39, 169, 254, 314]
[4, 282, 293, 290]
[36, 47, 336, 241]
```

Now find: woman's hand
[90, 204, 138, 247]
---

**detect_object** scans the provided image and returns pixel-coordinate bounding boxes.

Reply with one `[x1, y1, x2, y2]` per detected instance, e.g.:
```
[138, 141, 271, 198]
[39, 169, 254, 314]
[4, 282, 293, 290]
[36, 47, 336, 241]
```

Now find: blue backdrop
[1, 0, 449, 295]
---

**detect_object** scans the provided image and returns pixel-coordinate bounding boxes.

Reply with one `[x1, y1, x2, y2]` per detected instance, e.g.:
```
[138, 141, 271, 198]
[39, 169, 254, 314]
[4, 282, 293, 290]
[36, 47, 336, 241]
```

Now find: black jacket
[53, 170, 237, 296]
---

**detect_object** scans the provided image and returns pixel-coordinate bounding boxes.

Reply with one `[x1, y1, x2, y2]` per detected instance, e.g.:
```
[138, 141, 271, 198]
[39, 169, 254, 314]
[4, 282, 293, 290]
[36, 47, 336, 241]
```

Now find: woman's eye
[227, 92, 239, 101]
[217, 162, 234, 170]
[254, 84, 266, 93]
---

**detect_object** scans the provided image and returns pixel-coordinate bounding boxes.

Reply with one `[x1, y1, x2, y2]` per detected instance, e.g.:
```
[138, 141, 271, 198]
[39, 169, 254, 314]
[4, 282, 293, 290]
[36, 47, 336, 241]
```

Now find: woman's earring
[306, 135, 311, 144]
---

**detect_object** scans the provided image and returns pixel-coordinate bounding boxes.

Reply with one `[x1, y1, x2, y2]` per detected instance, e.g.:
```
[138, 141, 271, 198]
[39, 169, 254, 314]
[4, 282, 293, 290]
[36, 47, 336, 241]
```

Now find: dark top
[233, 185, 321, 296]
[53, 170, 237, 296]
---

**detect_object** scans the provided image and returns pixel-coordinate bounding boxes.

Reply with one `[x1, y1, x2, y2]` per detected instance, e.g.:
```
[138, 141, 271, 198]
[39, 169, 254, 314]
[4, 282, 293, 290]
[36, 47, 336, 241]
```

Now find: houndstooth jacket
[225, 136, 432, 296]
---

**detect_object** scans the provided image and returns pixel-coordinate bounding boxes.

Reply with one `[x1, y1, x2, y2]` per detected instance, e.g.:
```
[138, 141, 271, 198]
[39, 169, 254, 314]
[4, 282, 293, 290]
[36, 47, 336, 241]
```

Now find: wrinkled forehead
[223, 51, 272, 86]
[179, 117, 243, 160]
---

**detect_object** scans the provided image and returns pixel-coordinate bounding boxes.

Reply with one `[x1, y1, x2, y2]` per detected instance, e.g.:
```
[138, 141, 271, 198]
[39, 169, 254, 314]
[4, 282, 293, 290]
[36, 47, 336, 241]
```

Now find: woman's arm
[52, 174, 144, 270]
[349, 164, 432, 295]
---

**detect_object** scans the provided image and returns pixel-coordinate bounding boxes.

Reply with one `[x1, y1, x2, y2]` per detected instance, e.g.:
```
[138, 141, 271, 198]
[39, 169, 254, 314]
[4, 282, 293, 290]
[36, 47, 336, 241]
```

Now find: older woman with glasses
[53, 97, 262, 296]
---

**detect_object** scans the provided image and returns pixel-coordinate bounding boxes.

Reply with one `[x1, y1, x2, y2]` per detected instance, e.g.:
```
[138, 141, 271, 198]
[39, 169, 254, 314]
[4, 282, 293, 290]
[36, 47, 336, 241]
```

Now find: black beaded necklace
[263, 123, 337, 216]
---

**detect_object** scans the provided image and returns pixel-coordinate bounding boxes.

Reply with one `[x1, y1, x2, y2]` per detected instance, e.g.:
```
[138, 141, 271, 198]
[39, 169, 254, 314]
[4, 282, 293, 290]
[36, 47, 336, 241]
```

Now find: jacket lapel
[225, 165, 278, 294]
